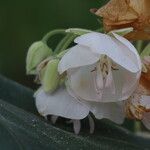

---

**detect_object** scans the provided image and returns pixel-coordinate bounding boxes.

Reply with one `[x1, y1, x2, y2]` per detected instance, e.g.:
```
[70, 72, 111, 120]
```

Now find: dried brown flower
[93, 0, 150, 40]
[140, 56, 150, 95]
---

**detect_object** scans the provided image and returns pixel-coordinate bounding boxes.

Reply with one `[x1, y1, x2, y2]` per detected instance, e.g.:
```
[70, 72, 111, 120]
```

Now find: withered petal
[95, 0, 138, 22]
[95, 0, 150, 40]
[140, 70, 150, 95]
[125, 31, 150, 40]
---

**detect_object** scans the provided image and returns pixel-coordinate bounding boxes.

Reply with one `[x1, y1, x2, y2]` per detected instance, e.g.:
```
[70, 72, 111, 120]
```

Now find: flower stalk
[54, 33, 77, 54]
[42, 29, 66, 44]
[136, 40, 144, 54]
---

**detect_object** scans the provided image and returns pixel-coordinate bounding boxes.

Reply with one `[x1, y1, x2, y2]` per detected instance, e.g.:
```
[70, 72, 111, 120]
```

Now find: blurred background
[0, 0, 108, 88]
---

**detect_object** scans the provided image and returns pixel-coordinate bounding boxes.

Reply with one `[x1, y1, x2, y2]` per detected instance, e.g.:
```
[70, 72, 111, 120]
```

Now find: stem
[42, 29, 66, 44]
[136, 40, 143, 54]
[54, 33, 72, 53]
[96, 27, 104, 33]
[60, 34, 77, 52]
[54, 34, 77, 54]
[134, 121, 142, 133]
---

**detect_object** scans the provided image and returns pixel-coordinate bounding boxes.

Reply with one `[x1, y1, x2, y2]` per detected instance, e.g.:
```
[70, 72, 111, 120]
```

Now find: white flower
[35, 32, 141, 125]
[35, 86, 125, 124]
[58, 32, 141, 102]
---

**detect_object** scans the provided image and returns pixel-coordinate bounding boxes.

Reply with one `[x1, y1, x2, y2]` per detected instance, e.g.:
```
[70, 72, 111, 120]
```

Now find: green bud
[108, 27, 133, 37]
[26, 41, 53, 75]
[41, 59, 60, 93]
[66, 28, 92, 36]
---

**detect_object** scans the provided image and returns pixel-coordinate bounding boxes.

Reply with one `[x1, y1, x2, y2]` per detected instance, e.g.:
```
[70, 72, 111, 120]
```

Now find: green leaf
[0, 99, 146, 150]
[0, 75, 36, 114]
[0, 75, 150, 149]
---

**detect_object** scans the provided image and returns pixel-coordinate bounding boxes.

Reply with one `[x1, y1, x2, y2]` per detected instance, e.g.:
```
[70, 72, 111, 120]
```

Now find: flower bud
[41, 59, 60, 93]
[26, 41, 53, 74]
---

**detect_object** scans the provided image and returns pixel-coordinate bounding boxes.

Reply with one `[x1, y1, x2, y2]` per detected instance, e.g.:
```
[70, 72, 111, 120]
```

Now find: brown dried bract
[140, 57, 150, 95]
[94, 0, 150, 40]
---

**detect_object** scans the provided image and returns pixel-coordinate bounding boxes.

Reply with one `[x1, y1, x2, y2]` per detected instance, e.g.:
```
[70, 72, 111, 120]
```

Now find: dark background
[0, 0, 108, 88]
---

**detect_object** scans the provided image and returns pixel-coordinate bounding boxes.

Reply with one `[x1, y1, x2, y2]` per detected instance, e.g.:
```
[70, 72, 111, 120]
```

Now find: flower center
[100, 55, 109, 78]
[92, 55, 117, 95]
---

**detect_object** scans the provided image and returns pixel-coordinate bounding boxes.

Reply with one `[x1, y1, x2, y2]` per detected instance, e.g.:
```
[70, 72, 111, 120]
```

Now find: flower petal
[75, 32, 140, 73]
[66, 64, 103, 102]
[67, 64, 136, 102]
[140, 95, 150, 109]
[66, 83, 125, 124]
[35, 87, 89, 119]
[112, 33, 142, 70]
[58, 45, 99, 74]
[121, 68, 141, 99]
[85, 101, 125, 124]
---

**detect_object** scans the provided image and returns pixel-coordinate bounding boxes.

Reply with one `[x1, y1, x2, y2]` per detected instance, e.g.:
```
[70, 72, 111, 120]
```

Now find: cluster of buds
[26, 40, 70, 94]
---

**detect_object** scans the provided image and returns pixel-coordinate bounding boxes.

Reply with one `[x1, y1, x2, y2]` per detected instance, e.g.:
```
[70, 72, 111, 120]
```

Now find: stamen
[51, 115, 59, 124]
[88, 115, 95, 134]
[96, 63, 104, 91]
[105, 59, 116, 94]
[91, 56, 117, 96]
[91, 70, 103, 98]
[73, 120, 81, 135]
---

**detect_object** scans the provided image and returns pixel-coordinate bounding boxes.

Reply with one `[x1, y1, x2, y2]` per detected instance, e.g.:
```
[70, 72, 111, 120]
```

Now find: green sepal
[41, 59, 60, 93]
[140, 43, 150, 58]
[26, 41, 53, 75]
